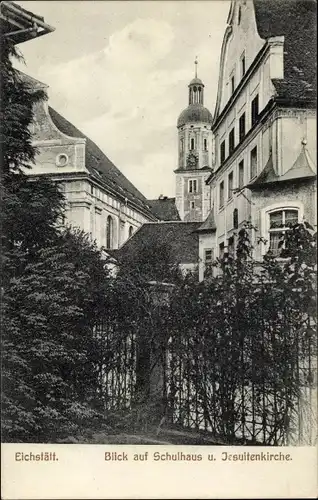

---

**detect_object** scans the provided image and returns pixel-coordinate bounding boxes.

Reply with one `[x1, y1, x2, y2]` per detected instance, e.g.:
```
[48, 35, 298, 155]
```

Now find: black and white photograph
[1, 0, 317, 493]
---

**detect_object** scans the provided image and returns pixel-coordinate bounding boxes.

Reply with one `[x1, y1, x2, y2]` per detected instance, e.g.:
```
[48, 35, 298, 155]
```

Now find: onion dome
[177, 105, 213, 128]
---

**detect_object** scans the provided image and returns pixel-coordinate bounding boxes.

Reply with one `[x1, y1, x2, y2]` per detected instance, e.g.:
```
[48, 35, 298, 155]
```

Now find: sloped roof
[249, 155, 278, 187]
[254, 0, 317, 103]
[115, 222, 201, 265]
[48, 107, 154, 217]
[249, 146, 316, 188]
[196, 209, 217, 233]
[279, 145, 316, 181]
[147, 197, 180, 221]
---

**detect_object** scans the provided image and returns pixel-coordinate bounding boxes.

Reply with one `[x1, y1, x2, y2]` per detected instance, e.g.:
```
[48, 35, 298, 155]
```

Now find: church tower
[175, 60, 213, 222]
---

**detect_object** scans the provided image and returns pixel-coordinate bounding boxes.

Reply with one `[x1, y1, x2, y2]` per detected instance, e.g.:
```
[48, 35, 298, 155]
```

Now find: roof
[115, 222, 201, 265]
[196, 209, 217, 233]
[49, 107, 154, 217]
[147, 197, 181, 221]
[177, 104, 213, 128]
[0, 1, 55, 44]
[249, 145, 316, 188]
[189, 77, 204, 86]
[254, 0, 317, 103]
[279, 145, 316, 181]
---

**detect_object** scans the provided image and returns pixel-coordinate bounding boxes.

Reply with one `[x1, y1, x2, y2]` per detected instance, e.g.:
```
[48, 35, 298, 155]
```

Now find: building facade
[175, 65, 214, 222]
[198, 0, 316, 280]
[26, 77, 156, 250]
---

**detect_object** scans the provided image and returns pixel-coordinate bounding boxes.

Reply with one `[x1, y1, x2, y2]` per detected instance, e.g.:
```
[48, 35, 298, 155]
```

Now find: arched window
[190, 138, 195, 150]
[268, 209, 299, 255]
[106, 215, 114, 249]
[203, 138, 208, 151]
[129, 226, 134, 238]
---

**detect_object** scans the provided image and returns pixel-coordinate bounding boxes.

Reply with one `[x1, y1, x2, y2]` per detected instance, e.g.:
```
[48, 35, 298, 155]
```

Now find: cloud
[23, 11, 227, 198]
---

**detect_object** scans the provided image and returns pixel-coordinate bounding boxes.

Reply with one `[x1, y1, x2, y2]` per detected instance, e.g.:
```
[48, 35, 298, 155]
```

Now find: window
[231, 75, 235, 95]
[238, 160, 244, 188]
[233, 208, 239, 229]
[90, 185, 94, 195]
[203, 138, 208, 151]
[229, 128, 235, 155]
[106, 216, 114, 249]
[204, 248, 214, 264]
[180, 138, 184, 152]
[189, 179, 198, 193]
[220, 140, 226, 164]
[250, 146, 257, 179]
[268, 209, 299, 256]
[228, 236, 235, 256]
[241, 55, 246, 77]
[190, 137, 195, 150]
[190, 201, 195, 209]
[56, 153, 68, 167]
[219, 181, 224, 208]
[228, 171, 233, 200]
[251, 94, 259, 126]
[219, 242, 225, 259]
[204, 248, 214, 278]
[239, 113, 246, 142]
[129, 226, 134, 238]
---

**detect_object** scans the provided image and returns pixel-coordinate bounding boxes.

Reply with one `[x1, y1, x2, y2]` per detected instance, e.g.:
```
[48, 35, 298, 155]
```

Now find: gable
[215, 0, 265, 118]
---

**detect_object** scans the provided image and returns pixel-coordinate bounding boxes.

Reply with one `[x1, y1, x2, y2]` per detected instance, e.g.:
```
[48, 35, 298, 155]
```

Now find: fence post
[136, 281, 174, 429]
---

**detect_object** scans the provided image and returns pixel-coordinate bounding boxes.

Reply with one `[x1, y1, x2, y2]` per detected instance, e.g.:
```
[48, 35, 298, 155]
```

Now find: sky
[16, 0, 230, 199]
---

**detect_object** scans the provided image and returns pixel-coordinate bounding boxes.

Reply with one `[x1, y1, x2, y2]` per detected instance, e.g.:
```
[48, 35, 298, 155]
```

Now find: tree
[0, 39, 46, 176]
[1, 38, 111, 442]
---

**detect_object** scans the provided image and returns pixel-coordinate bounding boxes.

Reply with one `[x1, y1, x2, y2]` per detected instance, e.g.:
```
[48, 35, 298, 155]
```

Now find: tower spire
[195, 56, 198, 78]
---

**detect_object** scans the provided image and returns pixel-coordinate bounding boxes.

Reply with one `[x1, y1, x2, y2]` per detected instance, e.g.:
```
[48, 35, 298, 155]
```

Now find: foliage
[1, 37, 111, 442]
[117, 236, 184, 284]
[165, 223, 317, 444]
[0, 39, 46, 176]
[100, 223, 317, 445]
[2, 227, 110, 442]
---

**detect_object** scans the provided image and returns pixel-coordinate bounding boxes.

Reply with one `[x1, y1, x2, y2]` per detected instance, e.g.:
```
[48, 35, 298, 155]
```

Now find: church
[26, 74, 157, 251]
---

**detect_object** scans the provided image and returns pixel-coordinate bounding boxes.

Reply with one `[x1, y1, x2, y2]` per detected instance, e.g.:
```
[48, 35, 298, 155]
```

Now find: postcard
[1, 0, 317, 498]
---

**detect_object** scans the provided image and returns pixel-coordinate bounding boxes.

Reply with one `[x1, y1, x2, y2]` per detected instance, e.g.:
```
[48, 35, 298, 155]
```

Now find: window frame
[250, 146, 257, 180]
[220, 140, 226, 164]
[219, 181, 225, 209]
[238, 159, 244, 189]
[188, 179, 198, 194]
[228, 171, 234, 200]
[229, 128, 235, 155]
[260, 202, 303, 256]
[251, 94, 259, 127]
[106, 215, 114, 250]
[239, 112, 246, 143]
